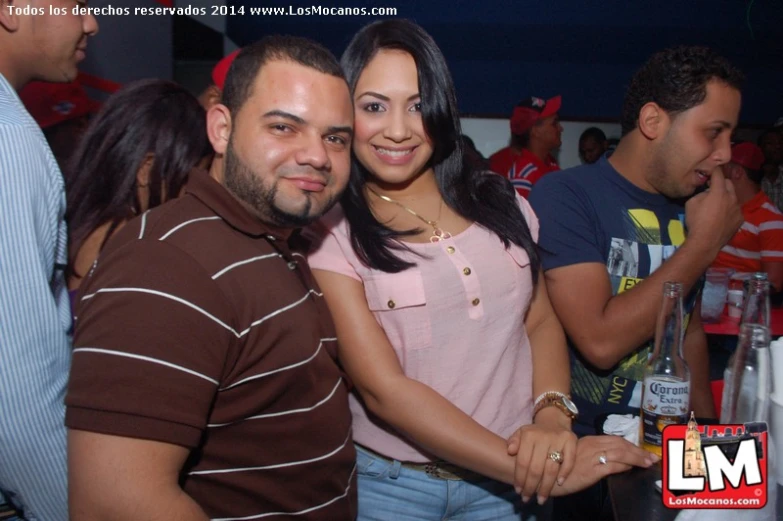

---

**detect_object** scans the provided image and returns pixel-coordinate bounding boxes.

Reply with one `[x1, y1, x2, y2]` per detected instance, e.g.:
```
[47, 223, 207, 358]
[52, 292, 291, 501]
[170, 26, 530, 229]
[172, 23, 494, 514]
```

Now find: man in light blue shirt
[0, 2, 98, 519]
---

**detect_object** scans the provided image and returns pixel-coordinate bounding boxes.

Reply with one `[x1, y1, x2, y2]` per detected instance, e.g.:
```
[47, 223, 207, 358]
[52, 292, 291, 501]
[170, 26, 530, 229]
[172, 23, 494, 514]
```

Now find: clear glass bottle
[721, 273, 770, 421]
[641, 282, 691, 457]
[720, 323, 771, 423]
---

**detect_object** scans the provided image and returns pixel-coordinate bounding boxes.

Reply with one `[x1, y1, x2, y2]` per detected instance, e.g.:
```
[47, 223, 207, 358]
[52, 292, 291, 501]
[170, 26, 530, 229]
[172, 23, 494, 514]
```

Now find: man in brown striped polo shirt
[65, 36, 356, 520]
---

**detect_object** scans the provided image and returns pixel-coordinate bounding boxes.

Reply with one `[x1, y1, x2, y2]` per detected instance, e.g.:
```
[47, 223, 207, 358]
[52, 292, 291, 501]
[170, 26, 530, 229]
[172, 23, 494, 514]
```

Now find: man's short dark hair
[620, 46, 744, 136]
[580, 127, 607, 143]
[221, 35, 345, 116]
[758, 128, 781, 147]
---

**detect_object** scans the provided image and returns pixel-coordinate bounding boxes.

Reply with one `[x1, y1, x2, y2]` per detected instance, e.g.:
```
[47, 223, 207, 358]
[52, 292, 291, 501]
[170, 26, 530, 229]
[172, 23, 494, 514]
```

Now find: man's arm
[66, 239, 233, 519]
[68, 431, 208, 521]
[682, 300, 716, 418]
[540, 171, 742, 370]
[0, 125, 69, 520]
[758, 216, 783, 292]
[761, 262, 783, 293]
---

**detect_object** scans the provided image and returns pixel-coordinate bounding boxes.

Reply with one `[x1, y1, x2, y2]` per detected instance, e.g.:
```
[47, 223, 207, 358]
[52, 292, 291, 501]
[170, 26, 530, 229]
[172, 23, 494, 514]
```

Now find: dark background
[221, 0, 783, 125]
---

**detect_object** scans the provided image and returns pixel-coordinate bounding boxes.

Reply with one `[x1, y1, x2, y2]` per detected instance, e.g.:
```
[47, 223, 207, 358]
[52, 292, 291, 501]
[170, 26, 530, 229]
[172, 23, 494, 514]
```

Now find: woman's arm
[509, 270, 577, 503]
[527, 269, 572, 419]
[312, 268, 519, 485]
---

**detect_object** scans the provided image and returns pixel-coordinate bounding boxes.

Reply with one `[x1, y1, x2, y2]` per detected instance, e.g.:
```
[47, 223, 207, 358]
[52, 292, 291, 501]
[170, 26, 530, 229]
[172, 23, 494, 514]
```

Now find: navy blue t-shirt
[529, 156, 699, 436]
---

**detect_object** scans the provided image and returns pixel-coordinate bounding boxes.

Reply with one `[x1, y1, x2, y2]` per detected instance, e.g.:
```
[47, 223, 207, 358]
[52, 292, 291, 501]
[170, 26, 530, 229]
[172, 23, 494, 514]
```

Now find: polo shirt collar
[184, 168, 293, 240]
[743, 190, 769, 213]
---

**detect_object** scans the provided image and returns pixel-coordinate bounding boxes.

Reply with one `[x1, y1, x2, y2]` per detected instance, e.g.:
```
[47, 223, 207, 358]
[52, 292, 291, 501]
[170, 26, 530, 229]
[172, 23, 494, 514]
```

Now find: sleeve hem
[65, 407, 202, 449]
[308, 253, 362, 281]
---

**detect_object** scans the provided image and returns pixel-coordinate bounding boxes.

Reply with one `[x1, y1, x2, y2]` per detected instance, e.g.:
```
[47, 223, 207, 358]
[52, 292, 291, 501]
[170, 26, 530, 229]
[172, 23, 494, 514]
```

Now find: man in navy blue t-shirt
[530, 46, 744, 440]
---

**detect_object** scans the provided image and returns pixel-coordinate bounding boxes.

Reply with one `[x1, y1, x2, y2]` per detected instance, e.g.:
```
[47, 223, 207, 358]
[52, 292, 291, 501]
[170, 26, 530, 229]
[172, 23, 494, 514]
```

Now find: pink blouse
[307, 195, 538, 462]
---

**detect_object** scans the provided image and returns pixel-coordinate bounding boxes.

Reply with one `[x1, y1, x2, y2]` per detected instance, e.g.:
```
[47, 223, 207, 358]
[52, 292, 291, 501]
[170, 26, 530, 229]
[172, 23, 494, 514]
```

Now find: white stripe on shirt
[220, 338, 337, 391]
[740, 222, 759, 235]
[759, 221, 783, 232]
[210, 464, 356, 521]
[763, 202, 783, 215]
[189, 428, 352, 475]
[80, 287, 326, 342]
[720, 245, 762, 259]
[237, 289, 324, 338]
[72, 347, 219, 385]
[212, 253, 281, 279]
[159, 216, 221, 241]
[81, 287, 241, 336]
[208, 377, 343, 427]
[138, 210, 149, 239]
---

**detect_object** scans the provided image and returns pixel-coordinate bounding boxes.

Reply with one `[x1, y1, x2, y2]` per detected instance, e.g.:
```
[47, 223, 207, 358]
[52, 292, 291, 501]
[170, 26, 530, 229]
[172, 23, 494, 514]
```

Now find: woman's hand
[506, 409, 578, 505]
[552, 435, 658, 496]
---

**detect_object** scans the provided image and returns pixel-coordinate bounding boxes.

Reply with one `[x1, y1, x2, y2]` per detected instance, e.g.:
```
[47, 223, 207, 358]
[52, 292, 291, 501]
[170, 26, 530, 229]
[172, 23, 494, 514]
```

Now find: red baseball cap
[19, 81, 100, 129]
[212, 49, 241, 90]
[731, 142, 765, 171]
[510, 95, 561, 135]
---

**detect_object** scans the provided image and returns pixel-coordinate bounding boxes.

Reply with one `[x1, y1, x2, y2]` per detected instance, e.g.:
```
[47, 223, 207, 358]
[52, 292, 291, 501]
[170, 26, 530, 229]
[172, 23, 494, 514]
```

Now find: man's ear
[726, 163, 745, 182]
[529, 120, 543, 140]
[638, 102, 667, 141]
[207, 104, 232, 156]
[0, 0, 21, 32]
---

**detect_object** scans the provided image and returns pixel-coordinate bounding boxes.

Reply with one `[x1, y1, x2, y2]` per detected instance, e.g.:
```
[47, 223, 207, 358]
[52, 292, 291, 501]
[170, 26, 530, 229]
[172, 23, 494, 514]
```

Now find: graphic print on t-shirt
[570, 208, 693, 429]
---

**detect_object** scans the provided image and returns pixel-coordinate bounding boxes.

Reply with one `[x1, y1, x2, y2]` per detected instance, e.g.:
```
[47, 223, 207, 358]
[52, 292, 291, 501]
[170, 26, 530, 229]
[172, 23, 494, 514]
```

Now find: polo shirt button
[266, 235, 277, 241]
[463, 267, 471, 276]
[472, 298, 480, 306]
[446, 246, 455, 254]
[287, 261, 297, 270]
[388, 300, 396, 309]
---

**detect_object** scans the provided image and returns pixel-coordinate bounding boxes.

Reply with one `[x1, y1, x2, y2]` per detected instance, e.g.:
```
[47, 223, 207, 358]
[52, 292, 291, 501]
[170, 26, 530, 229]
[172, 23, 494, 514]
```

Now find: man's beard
[224, 141, 334, 228]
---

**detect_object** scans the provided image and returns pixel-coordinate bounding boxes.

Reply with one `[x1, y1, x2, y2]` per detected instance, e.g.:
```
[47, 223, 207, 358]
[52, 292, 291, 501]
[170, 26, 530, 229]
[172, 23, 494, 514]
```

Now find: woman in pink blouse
[307, 19, 656, 520]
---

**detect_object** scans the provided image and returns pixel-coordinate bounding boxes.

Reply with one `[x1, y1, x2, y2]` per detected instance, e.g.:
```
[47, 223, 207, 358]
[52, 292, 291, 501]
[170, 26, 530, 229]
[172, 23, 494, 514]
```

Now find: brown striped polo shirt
[65, 169, 356, 520]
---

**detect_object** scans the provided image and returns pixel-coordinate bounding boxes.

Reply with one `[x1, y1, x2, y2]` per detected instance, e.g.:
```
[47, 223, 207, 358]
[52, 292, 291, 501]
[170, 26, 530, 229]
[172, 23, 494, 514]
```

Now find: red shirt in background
[489, 147, 559, 198]
[712, 190, 783, 273]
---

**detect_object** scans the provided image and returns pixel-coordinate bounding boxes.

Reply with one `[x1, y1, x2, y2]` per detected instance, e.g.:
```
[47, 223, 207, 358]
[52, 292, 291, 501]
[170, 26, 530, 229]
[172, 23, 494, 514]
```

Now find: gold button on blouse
[463, 267, 471, 276]
[472, 298, 480, 306]
[446, 246, 455, 254]
[387, 300, 396, 309]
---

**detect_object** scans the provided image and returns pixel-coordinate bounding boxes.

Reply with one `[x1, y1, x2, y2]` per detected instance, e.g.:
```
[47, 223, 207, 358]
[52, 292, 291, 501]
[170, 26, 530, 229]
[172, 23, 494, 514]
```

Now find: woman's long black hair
[340, 19, 539, 281]
[65, 79, 212, 271]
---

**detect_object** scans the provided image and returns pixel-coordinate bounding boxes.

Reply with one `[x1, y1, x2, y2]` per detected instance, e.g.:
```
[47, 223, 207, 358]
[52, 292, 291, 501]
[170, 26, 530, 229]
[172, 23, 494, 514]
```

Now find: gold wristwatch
[533, 391, 579, 420]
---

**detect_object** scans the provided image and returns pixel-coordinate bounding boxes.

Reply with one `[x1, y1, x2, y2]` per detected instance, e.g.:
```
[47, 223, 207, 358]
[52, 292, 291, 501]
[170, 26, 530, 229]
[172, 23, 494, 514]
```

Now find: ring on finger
[598, 452, 608, 465]
[549, 450, 563, 464]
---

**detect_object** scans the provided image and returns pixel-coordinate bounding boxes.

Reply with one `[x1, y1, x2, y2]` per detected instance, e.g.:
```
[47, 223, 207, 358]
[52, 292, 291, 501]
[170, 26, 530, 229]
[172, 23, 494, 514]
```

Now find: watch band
[533, 391, 569, 408]
[533, 391, 577, 420]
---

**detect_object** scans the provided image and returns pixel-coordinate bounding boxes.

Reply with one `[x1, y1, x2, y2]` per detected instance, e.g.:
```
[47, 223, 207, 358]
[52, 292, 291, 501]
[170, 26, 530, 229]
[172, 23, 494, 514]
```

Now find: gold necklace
[367, 187, 452, 243]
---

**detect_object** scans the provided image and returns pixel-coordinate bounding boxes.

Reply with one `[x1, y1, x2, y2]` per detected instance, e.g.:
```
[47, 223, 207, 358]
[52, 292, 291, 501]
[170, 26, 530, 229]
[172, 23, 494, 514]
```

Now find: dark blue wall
[226, 0, 783, 125]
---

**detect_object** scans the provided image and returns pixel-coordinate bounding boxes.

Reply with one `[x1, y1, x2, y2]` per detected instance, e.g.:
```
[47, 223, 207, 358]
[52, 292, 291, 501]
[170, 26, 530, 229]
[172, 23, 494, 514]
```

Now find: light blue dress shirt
[0, 73, 70, 521]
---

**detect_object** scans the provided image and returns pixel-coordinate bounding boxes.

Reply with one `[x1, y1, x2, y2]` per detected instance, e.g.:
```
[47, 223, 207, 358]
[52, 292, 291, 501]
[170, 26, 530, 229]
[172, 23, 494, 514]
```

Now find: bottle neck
[742, 279, 771, 327]
[654, 289, 684, 359]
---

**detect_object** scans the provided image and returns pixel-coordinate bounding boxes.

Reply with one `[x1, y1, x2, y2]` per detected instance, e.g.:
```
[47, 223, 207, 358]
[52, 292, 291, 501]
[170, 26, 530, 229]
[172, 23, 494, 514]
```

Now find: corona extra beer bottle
[640, 281, 691, 457]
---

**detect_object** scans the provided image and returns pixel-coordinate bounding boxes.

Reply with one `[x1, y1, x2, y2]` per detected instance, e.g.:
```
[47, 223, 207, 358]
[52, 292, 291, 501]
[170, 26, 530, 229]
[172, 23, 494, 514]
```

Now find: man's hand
[554, 435, 657, 497]
[685, 168, 743, 255]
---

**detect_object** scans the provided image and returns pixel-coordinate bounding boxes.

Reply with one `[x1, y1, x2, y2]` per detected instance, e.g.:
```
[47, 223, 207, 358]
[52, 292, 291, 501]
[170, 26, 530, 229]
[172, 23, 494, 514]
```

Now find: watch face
[563, 397, 579, 415]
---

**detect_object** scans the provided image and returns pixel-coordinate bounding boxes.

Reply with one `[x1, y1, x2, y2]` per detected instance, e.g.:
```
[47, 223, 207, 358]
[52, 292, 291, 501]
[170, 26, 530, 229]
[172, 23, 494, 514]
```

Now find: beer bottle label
[641, 378, 690, 447]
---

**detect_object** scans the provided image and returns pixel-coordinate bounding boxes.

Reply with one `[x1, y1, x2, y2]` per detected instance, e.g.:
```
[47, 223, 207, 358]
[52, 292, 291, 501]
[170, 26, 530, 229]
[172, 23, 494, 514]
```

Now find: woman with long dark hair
[307, 19, 655, 519]
[65, 79, 212, 292]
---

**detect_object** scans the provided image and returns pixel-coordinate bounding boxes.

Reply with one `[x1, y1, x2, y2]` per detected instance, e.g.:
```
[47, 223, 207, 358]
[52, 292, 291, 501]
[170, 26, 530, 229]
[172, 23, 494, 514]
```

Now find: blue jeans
[355, 445, 550, 521]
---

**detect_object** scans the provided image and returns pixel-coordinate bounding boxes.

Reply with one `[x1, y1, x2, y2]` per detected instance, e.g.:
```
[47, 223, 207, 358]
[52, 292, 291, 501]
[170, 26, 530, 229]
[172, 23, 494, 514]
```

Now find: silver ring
[549, 450, 563, 464]
[598, 453, 608, 465]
